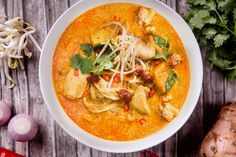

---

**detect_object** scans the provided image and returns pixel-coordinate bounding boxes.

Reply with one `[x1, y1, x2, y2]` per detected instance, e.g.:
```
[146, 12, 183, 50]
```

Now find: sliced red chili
[113, 74, 120, 83]
[123, 104, 129, 112]
[139, 118, 146, 125]
[103, 74, 110, 82]
[74, 69, 79, 76]
[141, 150, 159, 157]
[148, 88, 156, 97]
[153, 60, 161, 67]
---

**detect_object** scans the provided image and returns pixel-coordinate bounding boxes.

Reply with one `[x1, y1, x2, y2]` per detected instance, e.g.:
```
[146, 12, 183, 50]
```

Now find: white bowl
[39, 0, 203, 153]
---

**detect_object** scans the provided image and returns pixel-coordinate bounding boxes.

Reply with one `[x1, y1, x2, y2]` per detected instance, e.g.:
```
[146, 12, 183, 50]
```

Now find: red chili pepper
[123, 104, 129, 112]
[113, 74, 120, 83]
[141, 150, 159, 157]
[114, 15, 121, 21]
[103, 74, 110, 82]
[139, 118, 146, 125]
[167, 56, 173, 66]
[148, 88, 156, 97]
[74, 69, 79, 76]
[153, 60, 161, 67]
[0, 148, 24, 157]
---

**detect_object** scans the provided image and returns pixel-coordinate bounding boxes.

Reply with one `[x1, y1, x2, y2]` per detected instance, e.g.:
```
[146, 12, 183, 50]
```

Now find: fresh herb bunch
[185, 0, 236, 79]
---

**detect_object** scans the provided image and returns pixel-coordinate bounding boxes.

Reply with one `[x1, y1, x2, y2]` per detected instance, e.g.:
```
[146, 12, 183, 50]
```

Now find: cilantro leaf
[203, 28, 217, 39]
[71, 54, 83, 69]
[213, 34, 230, 47]
[92, 54, 114, 74]
[70, 54, 94, 74]
[153, 35, 166, 48]
[152, 52, 167, 61]
[81, 44, 94, 57]
[166, 70, 178, 92]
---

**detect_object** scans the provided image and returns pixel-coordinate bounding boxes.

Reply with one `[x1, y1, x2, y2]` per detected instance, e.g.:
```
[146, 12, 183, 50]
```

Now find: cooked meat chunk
[145, 26, 156, 34]
[130, 85, 151, 115]
[135, 40, 155, 60]
[169, 53, 182, 66]
[152, 62, 170, 93]
[137, 7, 155, 25]
[159, 103, 179, 121]
[63, 68, 88, 99]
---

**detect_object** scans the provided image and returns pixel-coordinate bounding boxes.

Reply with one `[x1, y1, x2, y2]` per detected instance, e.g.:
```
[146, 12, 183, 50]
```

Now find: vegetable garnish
[71, 54, 93, 74]
[0, 17, 41, 85]
[185, 0, 236, 79]
[165, 70, 178, 92]
[80, 44, 94, 56]
[152, 35, 171, 61]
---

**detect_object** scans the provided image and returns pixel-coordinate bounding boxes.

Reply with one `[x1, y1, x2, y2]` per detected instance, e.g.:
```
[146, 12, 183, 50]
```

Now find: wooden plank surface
[0, 0, 235, 157]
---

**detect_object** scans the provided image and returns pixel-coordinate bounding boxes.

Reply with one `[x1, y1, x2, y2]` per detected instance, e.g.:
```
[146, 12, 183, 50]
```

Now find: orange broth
[52, 3, 190, 141]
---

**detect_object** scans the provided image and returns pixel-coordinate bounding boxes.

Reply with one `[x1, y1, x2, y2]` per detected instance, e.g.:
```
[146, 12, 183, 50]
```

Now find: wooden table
[0, 0, 235, 157]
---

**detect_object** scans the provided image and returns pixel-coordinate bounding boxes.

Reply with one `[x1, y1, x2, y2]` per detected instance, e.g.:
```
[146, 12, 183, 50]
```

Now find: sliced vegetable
[8, 114, 38, 142]
[0, 101, 11, 126]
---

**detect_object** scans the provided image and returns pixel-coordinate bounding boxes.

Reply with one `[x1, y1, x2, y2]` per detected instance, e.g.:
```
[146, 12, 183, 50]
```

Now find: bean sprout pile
[0, 17, 41, 87]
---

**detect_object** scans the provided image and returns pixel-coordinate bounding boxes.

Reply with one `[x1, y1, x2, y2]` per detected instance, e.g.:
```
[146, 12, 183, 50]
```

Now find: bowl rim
[39, 0, 203, 153]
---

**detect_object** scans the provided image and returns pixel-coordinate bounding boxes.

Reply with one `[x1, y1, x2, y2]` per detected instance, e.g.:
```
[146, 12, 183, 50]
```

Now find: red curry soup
[53, 3, 190, 141]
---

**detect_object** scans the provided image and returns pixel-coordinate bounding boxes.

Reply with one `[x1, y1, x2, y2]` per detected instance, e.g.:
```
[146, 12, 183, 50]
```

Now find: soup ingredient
[165, 70, 178, 92]
[158, 103, 179, 121]
[83, 97, 119, 113]
[0, 101, 11, 126]
[93, 78, 120, 100]
[141, 149, 159, 157]
[135, 40, 155, 60]
[0, 148, 24, 157]
[185, 0, 236, 79]
[118, 89, 132, 103]
[63, 68, 88, 99]
[152, 62, 170, 93]
[71, 54, 93, 74]
[80, 44, 94, 56]
[8, 114, 38, 142]
[0, 17, 41, 85]
[130, 85, 150, 115]
[87, 74, 100, 83]
[200, 103, 236, 157]
[137, 7, 155, 25]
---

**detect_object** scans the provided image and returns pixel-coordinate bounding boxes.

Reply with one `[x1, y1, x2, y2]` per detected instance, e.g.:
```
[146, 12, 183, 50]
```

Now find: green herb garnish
[70, 54, 93, 74]
[185, 0, 236, 79]
[165, 70, 178, 92]
[92, 54, 114, 74]
[81, 44, 94, 56]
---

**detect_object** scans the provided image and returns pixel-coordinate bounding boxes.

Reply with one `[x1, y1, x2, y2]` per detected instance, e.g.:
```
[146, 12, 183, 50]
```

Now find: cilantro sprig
[185, 0, 236, 79]
[70, 43, 114, 74]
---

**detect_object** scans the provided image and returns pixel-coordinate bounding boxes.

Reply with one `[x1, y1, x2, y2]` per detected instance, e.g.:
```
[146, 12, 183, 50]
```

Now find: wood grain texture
[0, 0, 235, 157]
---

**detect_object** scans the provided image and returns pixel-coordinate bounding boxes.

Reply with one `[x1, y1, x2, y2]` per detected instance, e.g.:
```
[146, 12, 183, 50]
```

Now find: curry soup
[53, 3, 190, 141]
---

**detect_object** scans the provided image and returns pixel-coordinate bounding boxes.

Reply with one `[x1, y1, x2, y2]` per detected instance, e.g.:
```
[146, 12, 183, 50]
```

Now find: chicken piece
[152, 62, 170, 93]
[144, 26, 156, 34]
[200, 103, 236, 157]
[159, 103, 179, 121]
[63, 68, 88, 99]
[137, 7, 155, 26]
[169, 53, 182, 66]
[135, 40, 155, 60]
[130, 85, 151, 115]
[90, 28, 111, 45]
